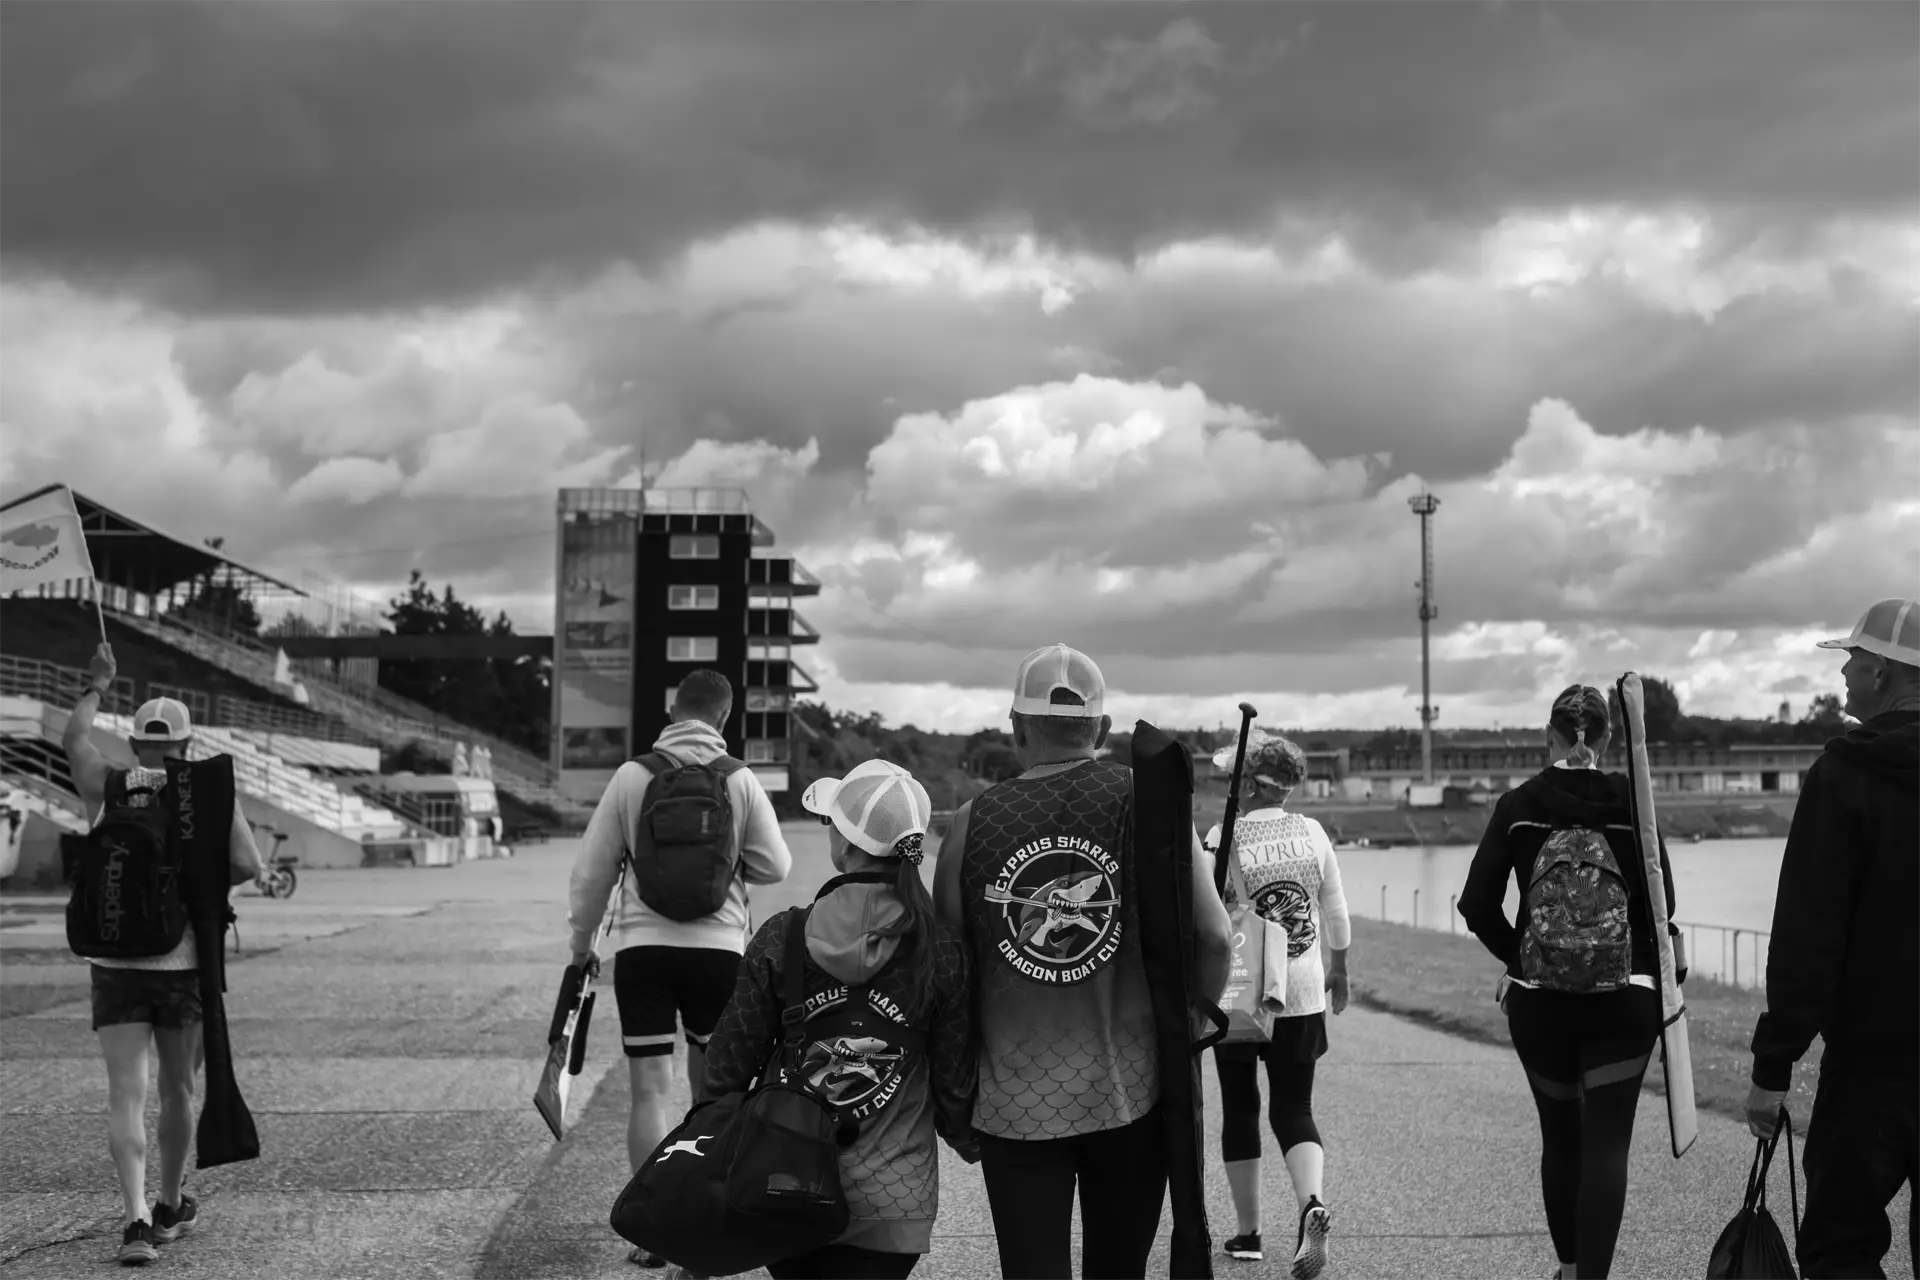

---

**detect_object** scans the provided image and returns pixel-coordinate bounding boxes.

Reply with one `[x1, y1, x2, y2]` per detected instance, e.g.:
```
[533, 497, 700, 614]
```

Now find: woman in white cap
[701, 759, 977, 1280]
[1204, 732, 1350, 1280]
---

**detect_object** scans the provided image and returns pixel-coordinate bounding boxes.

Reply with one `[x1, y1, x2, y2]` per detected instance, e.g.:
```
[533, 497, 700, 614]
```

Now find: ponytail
[893, 853, 940, 1020]
[1565, 724, 1599, 769]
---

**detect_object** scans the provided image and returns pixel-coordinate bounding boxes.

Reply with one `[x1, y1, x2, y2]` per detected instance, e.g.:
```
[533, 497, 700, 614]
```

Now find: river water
[1336, 836, 1785, 988]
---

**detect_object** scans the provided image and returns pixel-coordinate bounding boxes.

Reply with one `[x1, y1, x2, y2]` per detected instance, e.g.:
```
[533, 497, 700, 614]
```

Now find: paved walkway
[2, 833, 1909, 1278]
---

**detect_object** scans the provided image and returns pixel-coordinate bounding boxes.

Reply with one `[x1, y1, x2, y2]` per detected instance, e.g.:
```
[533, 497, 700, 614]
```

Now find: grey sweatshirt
[567, 720, 793, 955]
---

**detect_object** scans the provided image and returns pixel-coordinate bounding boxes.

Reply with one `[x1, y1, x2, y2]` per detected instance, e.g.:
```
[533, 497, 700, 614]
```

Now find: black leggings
[1216, 1043, 1321, 1162]
[767, 1243, 919, 1279]
[1506, 984, 1661, 1279]
[978, 1109, 1168, 1280]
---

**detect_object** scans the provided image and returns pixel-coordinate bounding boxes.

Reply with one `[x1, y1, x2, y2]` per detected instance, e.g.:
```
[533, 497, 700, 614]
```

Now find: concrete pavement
[3, 831, 1910, 1278]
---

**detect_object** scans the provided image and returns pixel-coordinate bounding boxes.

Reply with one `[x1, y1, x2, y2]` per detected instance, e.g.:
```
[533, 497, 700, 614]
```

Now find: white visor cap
[801, 758, 933, 859]
[1010, 643, 1105, 719]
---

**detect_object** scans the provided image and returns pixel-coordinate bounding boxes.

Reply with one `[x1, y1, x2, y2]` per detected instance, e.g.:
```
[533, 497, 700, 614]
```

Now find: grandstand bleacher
[2, 483, 577, 886]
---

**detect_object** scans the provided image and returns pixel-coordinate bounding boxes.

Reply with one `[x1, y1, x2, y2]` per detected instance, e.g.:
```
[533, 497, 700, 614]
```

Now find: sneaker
[1224, 1232, 1264, 1261]
[1292, 1199, 1331, 1279]
[627, 1245, 665, 1268]
[153, 1194, 199, 1242]
[119, 1222, 158, 1266]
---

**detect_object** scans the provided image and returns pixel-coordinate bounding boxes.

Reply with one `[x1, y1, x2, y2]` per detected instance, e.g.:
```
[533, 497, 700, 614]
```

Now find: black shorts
[90, 966, 202, 1031]
[613, 946, 741, 1058]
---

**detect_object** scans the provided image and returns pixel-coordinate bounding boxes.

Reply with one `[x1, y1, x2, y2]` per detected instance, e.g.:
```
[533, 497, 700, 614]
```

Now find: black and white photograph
[2, 2, 1915, 1277]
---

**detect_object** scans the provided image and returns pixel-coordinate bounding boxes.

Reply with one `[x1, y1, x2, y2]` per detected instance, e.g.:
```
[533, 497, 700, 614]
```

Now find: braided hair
[1548, 684, 1611, 768]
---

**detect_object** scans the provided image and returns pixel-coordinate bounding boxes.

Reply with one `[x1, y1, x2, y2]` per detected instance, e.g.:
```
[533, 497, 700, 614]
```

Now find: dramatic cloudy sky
[4, 1, 1916, 732]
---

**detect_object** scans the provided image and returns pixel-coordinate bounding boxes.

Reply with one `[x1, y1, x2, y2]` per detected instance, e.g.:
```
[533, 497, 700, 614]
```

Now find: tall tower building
[553, 487, 819, 805]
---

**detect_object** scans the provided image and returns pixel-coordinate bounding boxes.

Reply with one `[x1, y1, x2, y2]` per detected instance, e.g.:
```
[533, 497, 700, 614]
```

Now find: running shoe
[119, 1222, 158, 1266]
[152, 1194, 199, 1242]
[627, 1245, 665, 1268]
[1223, 1232, 1264, 1261]
[1292, 1199, 1331, 1279]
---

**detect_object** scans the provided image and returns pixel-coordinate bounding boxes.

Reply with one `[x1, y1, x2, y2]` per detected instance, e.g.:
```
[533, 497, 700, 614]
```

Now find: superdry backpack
[63, 770, 189, 959]
[628, 752, 748, 922]
[1516, 826, 1632, 993]
[612, 907, 907, 1275]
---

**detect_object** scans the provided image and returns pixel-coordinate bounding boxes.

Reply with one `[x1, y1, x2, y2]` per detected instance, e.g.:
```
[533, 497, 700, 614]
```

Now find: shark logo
[1252, 880, 1316, 958]
[987, 836, 1124, 986]
[0, 522, 61, 574]
[802, 1034, 908, 1109]
[657, 1136, 709, 1161]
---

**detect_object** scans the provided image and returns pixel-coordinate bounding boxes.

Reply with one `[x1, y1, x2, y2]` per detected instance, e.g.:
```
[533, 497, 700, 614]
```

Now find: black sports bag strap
[780, 908, 813, 1047]
[1780, 1107, 1800, 1251]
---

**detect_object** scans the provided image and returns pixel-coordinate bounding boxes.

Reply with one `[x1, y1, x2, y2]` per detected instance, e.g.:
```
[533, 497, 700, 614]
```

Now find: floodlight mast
[1408, 492, 1441, 784]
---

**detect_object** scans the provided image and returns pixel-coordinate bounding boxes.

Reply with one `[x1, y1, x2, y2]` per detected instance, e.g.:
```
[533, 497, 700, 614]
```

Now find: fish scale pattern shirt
[1207, 807, 1351, 1016]
[701, 905, 974, 1255]
[959, 760, 1158, 1139]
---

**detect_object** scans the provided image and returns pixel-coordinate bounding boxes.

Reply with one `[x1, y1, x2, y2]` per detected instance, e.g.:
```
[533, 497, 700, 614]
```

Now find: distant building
[552, 488, 819, 806]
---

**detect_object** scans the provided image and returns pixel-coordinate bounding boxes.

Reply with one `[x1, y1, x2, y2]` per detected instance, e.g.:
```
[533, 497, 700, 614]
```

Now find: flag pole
[91, 577, 109, 648]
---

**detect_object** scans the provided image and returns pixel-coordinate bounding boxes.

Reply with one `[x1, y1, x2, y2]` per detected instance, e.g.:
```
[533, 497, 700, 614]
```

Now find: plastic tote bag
[1218, 841, 1288, 1044]
[1706, 1108, 1800, 1279]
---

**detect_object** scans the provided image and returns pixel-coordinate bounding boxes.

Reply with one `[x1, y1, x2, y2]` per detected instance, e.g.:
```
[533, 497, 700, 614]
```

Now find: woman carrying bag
[701, 759, 977, 1280]
[1204, 733, 1352, 1279]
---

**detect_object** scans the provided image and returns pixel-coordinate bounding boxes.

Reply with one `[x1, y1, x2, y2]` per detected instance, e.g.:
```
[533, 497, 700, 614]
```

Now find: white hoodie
[567, 720, 793, 955]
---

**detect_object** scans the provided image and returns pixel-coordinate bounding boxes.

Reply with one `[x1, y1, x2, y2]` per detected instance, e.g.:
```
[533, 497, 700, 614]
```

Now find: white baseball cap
[129, 697, 193, 743]
[1010, 643, 1105, 719]
[802, 758, 933, 861]
[1817, 598, 1920, 667]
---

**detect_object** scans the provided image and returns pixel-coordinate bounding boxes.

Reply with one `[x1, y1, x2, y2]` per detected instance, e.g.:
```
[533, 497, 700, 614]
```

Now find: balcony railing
[0, 655, 138, 716]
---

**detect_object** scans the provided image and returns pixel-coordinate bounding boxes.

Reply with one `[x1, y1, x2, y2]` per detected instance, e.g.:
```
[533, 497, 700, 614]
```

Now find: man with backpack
[1746, 598, 1919, 1279]
[61, 643, 263, 1266]
[932, 644, 1233, 1280]
[567, 667, 793, 1269]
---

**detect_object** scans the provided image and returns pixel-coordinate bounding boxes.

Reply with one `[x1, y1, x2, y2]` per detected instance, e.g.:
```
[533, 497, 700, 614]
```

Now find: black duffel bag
[610, 909, 852, 1275]
[1706, 1107, 1800, 1279]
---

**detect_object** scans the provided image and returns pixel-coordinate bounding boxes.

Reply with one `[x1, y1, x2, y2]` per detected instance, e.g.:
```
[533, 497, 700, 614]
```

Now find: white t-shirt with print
[1206, 807, 1352, 1017]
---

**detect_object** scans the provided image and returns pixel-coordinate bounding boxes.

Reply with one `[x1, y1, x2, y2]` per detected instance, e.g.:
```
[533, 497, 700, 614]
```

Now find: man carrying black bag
[61, 643, 262, 1266]
[1746, 599, 1918, 1280]
[933, 645, 1232, 1279]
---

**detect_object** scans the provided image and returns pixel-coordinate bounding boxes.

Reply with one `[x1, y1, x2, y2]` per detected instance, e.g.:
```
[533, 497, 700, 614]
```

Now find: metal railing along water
[1357, 880, 1771, 992]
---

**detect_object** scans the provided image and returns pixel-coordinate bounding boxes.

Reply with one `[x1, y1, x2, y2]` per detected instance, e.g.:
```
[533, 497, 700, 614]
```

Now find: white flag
[0, 486, 95, 594]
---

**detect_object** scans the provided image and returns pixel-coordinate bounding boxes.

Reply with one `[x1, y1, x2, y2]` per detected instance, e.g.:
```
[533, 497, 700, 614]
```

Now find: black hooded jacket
[1458, 765, 1676, 983]
[1750, 708, 1919, 1089]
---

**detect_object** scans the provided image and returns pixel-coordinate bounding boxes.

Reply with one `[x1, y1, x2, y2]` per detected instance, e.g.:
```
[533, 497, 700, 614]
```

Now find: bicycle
[255, 828, 299, 900]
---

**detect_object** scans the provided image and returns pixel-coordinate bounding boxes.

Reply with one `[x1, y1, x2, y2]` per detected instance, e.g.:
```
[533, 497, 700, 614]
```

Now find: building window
[748, 640, 791, 661]
[670, 534, 720, 559]
[745, 738, 790, 764]
[667, 636, 718, 662]
[665, 686, 680, 713]
[668, 585, 720, 610]
[745, 688, 791, 713]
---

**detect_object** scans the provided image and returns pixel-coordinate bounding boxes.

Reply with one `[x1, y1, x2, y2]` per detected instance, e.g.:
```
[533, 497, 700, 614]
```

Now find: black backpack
[628, 751, 747, 922]
[1516, 825, 1633, 993]
[610, 905, 927, 1274]
[1707, 1109, 1801, 1279]
[63, 770, 189, 959]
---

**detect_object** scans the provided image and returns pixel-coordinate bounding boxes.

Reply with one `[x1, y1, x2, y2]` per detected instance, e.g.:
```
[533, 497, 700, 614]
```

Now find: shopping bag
[1219, 846, 1288, 1048]
[1222, 909, 1288, 1044]
[1706, 1107, 1799, 1279]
